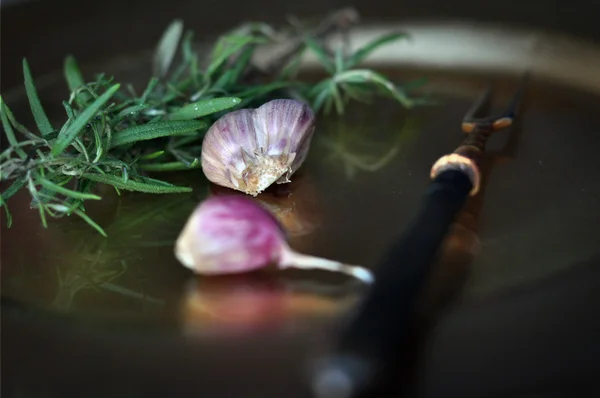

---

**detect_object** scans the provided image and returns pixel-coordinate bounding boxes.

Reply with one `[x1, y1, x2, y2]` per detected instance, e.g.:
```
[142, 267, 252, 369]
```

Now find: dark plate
[2, 1, 600, 397]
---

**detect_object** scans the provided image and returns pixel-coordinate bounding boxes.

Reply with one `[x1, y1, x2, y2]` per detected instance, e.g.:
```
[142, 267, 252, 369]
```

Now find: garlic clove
[201, 99, 316, 196]
[175, 195, 285, 275]
[174, 195, 374, 284]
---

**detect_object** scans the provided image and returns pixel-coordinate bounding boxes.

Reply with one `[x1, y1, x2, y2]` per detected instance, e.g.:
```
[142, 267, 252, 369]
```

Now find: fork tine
[461, 84, 493, 133]
[461, 73, 529, 133]
[497, 72, 529, 120]
[463, 83, 493, 122]
[488, 72, 529, 132]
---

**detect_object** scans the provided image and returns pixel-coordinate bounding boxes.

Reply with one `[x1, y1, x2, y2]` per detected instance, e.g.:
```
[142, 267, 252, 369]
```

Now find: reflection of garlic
[201, 99, 316, 196]
[181, 275, 360, 336]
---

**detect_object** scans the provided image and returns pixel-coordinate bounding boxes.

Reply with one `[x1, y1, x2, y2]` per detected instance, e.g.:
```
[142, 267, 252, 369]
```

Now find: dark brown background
[2, 1, 600, 398]
[3, 0, 600, 91]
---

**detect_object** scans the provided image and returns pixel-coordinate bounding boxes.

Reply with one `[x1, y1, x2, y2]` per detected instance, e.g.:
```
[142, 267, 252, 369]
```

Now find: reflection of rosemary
[320, 109, 422, 178]
[50, 193, 191, 310]
[0, 8, 425, 235]
[53, 249, 128, 310]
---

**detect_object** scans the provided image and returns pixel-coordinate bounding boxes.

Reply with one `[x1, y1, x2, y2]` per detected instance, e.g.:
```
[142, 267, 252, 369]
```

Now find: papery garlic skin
[175, 195, 286, 275]
[201, 99, 316, 196]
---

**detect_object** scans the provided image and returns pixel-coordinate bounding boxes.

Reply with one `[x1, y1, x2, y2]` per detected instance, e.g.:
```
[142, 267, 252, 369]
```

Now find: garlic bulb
[201, 99, 316, 196]
[174, 195, 374, 283]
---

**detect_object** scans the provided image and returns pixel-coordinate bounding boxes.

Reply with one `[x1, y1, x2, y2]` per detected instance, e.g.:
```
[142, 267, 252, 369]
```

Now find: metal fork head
[461, 73, 529, 134]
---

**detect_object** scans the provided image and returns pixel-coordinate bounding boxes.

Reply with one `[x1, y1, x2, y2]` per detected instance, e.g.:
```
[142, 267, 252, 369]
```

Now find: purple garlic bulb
[201, 99, 316, 196]
[175, 195, 374, 283]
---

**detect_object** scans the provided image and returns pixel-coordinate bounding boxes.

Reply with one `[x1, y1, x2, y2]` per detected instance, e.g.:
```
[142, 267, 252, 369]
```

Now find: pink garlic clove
[175, 195, 285, 275]
[174, 195, 374, 283]
[200, 99, 316, 196]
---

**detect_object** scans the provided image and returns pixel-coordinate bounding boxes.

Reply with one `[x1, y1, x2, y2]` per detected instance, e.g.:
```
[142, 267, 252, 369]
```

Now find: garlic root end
[278, 247, 374, 284]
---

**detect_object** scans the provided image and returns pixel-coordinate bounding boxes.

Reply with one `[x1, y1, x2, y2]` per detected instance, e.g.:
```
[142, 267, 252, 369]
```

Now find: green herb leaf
[1, 176, 27, 202]
[140, 150, 166, 160]
[62, 100, 76, 119]
[23, 58, 54, 137]
[153, 19, 184, 78]
[139, 160, 201, 171]
[330, 81, 344, 114]
[82, 173, 192, 194]
[181, 31, 198, 67]
[278, 51, 305, 80]
[334, 47, 345, 72]
[38, 178, 102, 201]
[140, 78, 159, 104]
[207, 35, 264, 77]
[169, 132, 204, 147]
[213, 45, 255, 88]
[51, 84, 120, 156]
[0, 96, 37, 140]
[233, 81, 303, 106]
[0, 176, 27, 228]
[335, 69, 414, 108]
[304, 36, 335, 73]
[64, 55, 85, 92]
[311, 87, 331, 113]
[72, 208, 107, 237]
[1, 101, 27, 159]
[169, 97, 242, 120]
[0, 195, 12, 227]
[63, 178, 96, 209]
[110, 120, 206, 148]
[345, 32, 408, 69]
[115, 104, 151, 120]
[27, 177, 48, 227]
[64, 55, 90, 106]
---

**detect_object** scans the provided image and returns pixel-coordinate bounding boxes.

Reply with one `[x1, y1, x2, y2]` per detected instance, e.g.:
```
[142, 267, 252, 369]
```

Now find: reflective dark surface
[4, 69, 599, 316]
[2, 1, 600, 397]
[3, 68, 600, 397]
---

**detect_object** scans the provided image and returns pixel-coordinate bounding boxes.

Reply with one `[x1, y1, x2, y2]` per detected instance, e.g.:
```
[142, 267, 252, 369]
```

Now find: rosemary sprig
[0, 9, 425, 235]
